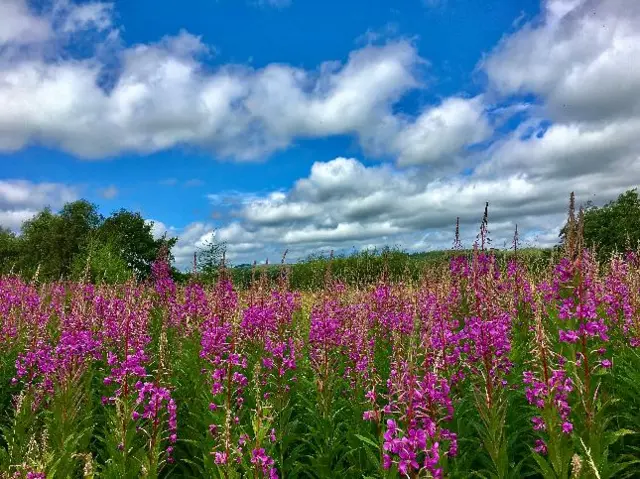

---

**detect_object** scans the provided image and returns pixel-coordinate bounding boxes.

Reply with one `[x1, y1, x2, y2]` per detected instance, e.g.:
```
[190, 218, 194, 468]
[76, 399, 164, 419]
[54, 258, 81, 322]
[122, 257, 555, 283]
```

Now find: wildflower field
[2, 224, 640, 478]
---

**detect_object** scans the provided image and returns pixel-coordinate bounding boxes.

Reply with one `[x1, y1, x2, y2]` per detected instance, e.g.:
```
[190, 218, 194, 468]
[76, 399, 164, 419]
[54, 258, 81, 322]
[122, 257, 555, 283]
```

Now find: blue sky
[1, 0, 638, 267]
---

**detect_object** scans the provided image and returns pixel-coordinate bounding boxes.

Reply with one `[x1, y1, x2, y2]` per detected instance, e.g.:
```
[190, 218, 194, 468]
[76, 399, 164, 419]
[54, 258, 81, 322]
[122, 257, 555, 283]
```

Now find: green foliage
[43, 372, 96, 478]
[560, 188, 640, 259]
[19, 207, 67, 280]
[71, 239, 134, 284]
[0, 227, 20, 274]
[0, 391, 45, 477]
[196, 236, 227, 281]
[16, 200, 102, 280]
[58, 200, 104, 276]
[97, 396, 146, 479]
[225, 246, 553, 291]
[2, 201, 175, 282]
[98, 210, 176, 280]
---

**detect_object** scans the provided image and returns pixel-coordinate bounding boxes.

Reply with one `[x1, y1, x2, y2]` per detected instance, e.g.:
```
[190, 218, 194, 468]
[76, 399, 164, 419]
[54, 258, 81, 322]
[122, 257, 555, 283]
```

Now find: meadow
[1, 222, 640, 478]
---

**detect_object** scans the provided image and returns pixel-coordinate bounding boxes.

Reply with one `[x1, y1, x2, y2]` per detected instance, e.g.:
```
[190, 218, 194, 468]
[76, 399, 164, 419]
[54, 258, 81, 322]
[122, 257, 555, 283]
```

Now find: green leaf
[531, 452, 558, 479]
[354, 434, 379, 450]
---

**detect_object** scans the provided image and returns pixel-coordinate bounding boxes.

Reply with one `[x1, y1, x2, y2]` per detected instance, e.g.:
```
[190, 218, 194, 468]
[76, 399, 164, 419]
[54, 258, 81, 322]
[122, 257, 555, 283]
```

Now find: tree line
[0, 200, 176, 283]
[0, 188, 639, 285]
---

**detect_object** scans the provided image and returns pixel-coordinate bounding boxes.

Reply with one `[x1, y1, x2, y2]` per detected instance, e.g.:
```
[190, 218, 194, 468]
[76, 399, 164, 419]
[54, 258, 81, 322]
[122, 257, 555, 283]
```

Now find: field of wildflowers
[1, 212, 640, 478]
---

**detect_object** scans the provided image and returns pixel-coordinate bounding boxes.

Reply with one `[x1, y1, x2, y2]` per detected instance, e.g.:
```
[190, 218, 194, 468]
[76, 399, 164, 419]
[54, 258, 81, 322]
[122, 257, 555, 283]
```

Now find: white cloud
[59, 1, 114, 33]
[392, 96, 491, 166]
[482, 0, 640, 124]
[146, 219, 175, 240]
[202, 145, 640, 264]
[0, 0, 52, 45]
[479, 117, 640, 180]
[0, 180, 77, 232]
[167, 222, 260, 269]
[0, 2, 431, 162]
[0, 210, 41, 232]
[0, 2, 491, 165]
[468, 0, 640, 222]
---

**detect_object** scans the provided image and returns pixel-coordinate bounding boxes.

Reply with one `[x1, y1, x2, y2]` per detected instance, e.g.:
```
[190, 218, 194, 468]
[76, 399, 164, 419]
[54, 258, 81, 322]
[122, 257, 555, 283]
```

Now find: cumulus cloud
[58, 1, 114, 33]
[474, 0, 640, 204]
[206, 153, 635, 264]
[0, 0, 52, 45]
[168, 222, 265, 269]
[392, 96, 492, 167]
[201, 0, 640, 266]
[0, 1, 487, 164]
[482, 0, 640, 124]
[0, 180, 77, 231]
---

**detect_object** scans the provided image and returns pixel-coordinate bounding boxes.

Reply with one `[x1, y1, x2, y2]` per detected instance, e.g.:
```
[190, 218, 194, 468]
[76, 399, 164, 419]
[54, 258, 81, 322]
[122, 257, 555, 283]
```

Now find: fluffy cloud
[482, 0, 640, 124]
[475, 0, 640, 200]
[59, 1, 114, 33]
[392, 96, 491, 167]
[479, 118, 640, 180]
[214, 1, 640, 260]
[201, 0, 640, 266]
[0, 1, 487, 164]
[0, 0, 52, 45]
[0, 180, 77, 231]
[206, 152, 636, 264]
[164, 221, 265, 269]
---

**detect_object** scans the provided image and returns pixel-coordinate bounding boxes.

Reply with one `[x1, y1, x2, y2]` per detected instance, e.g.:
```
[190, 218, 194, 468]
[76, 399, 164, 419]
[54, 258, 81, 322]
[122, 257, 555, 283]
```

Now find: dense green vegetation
[0, 201, 175, 282]
[227, 246, 554, 290]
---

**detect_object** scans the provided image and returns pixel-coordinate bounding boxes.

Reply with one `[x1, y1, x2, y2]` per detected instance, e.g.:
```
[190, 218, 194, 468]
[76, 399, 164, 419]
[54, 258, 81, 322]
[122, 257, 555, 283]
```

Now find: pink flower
[534, 439, 547, 455]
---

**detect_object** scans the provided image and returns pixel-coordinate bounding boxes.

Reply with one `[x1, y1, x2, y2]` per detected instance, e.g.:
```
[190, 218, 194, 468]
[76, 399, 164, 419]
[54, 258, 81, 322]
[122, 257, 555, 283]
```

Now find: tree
[58, 200, 103, 277]
[98, 210, 177, 280]
[19, 207, 65, 279]
[0, 227, 20, 274]
[197, 236, 227, 278]
[559, 188, 640, 258]
[18, 200, 102, 280]
[4, 199, 182, 283]
[71, 238, 133, 284]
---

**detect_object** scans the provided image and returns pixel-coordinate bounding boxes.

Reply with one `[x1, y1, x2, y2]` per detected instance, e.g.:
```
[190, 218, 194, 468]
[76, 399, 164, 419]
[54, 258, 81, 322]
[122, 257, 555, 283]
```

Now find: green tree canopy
[71, 238, 134, 284]
[20, 207, 65, 279]
[58, 200, 103, 276]
[196, 235, 227, 279]
[560, 188, 640, 258]
[0, 227, 19, 274]
[19, 200, 102, 280]
[97, 209, 177, 280]
[1, 200, 179, 282]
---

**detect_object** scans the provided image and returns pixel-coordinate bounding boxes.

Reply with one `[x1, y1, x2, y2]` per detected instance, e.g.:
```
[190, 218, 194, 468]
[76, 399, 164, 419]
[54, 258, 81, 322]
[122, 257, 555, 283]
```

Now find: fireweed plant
[2, 200, 640, 478]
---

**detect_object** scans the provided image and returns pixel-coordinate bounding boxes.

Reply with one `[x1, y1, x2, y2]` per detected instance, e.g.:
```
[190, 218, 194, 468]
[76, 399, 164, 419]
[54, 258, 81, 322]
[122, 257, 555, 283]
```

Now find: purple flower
[533, 439, 547, 455]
